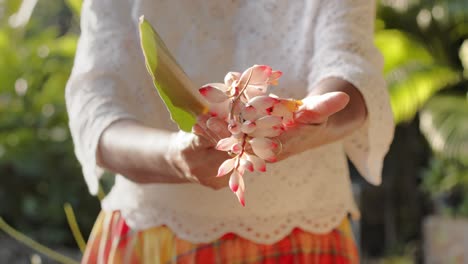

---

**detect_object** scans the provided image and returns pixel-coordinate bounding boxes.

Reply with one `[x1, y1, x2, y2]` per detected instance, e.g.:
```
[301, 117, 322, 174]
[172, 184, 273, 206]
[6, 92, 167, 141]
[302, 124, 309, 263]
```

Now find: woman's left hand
[276, 91, 350, 160]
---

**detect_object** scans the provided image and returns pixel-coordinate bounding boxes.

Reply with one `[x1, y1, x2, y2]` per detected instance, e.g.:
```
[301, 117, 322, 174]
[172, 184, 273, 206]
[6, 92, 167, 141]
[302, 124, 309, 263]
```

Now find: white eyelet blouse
[65, 0, 394, 244]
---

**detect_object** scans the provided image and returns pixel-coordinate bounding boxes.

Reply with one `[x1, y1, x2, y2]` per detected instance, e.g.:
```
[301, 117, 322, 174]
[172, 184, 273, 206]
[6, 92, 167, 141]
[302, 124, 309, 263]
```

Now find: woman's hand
[97, 118, 230, 189]
[165, 115, 232, 190]
[277, 77, 367, 160]
[276, 92, 349, 159]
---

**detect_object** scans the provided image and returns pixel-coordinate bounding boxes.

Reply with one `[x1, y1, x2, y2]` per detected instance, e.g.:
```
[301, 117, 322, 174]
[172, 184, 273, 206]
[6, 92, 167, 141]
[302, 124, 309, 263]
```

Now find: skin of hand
[169, 115, 232, 190]
[97, 118, 231, 190]
[277, 77, 367, 160]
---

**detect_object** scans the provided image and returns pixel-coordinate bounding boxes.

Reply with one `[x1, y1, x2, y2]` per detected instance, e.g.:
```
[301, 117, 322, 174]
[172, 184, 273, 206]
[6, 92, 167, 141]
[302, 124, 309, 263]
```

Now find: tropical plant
[376, 0, 468, 215]
[0, 0, 99, 248]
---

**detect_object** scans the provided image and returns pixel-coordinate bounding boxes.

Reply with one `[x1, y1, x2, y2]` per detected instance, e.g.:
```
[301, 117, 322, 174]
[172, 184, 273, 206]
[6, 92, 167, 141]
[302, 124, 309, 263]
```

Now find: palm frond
[388, 64, 459, 123]
[375, 29, 460, 123]
[420, 95, 468, 165]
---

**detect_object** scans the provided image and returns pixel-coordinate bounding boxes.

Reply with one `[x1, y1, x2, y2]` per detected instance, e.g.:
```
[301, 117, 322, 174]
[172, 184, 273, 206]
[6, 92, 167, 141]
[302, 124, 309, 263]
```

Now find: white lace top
[66, 0, 394, 244]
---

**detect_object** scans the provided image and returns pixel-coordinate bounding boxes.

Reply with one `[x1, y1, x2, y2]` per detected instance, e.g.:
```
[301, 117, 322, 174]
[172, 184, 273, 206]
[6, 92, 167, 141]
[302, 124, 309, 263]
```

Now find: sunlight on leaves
[376, 29, 460, 123]
[420, 96, 468, 165]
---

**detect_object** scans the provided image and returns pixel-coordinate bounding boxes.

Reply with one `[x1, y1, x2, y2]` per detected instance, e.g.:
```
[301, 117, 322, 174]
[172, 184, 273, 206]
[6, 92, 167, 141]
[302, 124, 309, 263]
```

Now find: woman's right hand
[97, 117, 230, 189]
[165, 115, 232, 190]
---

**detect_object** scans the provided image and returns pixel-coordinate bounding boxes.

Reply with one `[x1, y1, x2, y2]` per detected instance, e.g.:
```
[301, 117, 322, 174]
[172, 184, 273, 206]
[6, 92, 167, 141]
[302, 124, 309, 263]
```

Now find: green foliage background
[376, 0, 468, 220]
[0, 0, 99, 246]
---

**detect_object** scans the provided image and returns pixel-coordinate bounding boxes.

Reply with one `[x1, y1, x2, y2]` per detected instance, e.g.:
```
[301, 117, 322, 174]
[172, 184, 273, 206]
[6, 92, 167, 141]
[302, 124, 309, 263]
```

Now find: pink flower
[215, 136, 240, 151]
[249, 137, 279, 162]
[238, 65, 273, 99]
[199, 84, 229, 103]
[198, 64, 298, 206]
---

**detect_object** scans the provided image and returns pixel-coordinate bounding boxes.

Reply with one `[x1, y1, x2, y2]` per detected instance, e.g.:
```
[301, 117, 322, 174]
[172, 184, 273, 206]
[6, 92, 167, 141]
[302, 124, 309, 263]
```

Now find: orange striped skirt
[82, 211, 359, 264]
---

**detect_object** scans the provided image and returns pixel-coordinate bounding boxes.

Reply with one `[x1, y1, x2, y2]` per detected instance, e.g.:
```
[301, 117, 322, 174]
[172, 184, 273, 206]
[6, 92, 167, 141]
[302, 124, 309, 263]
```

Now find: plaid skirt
[81, 211, 359, 264]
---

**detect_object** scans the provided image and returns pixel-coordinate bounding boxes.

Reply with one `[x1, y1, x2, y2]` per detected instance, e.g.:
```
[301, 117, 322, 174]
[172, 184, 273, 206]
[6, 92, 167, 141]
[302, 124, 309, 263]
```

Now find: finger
[192, 124, 213, 146]
[188, 129, 212, 149]
[295, 92, 349, 124]
[192, 124, 209, 138]
[206, 117, 230, 139]
[195, 115, 219, 145]
[196, 114, 211, 128]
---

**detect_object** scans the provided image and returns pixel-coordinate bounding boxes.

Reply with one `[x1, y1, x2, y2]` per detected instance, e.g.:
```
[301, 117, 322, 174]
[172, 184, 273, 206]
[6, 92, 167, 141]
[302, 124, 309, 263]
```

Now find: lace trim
[104, 201, 354, 244]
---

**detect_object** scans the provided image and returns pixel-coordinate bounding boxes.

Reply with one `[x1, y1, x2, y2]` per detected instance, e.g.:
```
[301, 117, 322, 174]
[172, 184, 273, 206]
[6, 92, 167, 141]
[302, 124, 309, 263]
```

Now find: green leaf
[420, 95, 468, 165]
[376, 29, 460, 123]
[138, 16, 207, 132]
[388, 64, 459, 124]
[375, 30, 433, 74]
[64, 0, 82, 17]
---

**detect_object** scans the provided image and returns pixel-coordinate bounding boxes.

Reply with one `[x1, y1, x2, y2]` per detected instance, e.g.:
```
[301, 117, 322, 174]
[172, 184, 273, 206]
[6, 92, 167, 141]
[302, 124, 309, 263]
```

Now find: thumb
[295, 92, 350, 124]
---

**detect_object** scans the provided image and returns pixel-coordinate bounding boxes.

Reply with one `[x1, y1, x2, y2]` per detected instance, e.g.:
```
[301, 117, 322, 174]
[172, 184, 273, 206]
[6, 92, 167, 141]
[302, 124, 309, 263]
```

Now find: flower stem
[235, 134, 248, 169]
[230, 69, 254, 119]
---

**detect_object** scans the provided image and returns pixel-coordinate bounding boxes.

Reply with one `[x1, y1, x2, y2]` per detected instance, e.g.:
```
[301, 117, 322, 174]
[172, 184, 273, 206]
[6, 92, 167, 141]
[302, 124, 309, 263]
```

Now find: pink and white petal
[249, 137, 278, 150]
[241, 120, 256, 134]
[229, 170, 241, 193]
[224, 72, 241, 87]
[245, 154, 266, 172]
[235, 185, 245, 206]
[249, 127, 283, 138]
[240, 158, 254, 172]
[247, 96, 279, 112]
[240, 65, 272, 86]
[216, 137, 239, 151]
[268, 70, 283, 85]
[241, 105, 259, 121]
[202, 83, 229, 92]
[234, 172, 246, 206]
[271, 103, 295, 127]
[245, 84, 268, 99]
[231, 142, 243, 154]
[208, 100, 230, 119]
[249, 137, 278, 162]
[228, 120, 241, 134]
[199, 84, 229, 103]
[217, 158, 236, 177]
[271, 103, 290, 117]
[251, 147, 277, 162]
[255, 115, 283, 129]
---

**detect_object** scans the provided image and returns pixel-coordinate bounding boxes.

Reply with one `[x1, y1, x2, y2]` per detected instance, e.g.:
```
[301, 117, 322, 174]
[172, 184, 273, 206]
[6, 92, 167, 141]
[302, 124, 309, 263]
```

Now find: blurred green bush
[0, 0, 99, 246]
[376, 0, 468, 217]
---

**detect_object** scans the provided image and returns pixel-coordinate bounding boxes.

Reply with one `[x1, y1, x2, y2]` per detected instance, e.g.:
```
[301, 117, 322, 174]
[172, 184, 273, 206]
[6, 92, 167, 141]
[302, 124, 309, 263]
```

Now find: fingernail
[210, 124, 222, 133]
[206, 118, 220, 131]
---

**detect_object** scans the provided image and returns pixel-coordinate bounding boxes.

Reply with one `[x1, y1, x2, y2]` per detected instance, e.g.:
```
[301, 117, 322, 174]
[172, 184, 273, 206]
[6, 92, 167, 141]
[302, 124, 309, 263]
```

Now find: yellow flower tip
[201, 106, 210, 115]
[281, 99, 303, 111]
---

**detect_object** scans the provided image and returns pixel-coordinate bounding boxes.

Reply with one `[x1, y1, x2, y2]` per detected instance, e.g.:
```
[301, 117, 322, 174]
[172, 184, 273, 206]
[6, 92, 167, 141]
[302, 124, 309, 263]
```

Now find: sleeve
[65, 0, 148, 195]
[308, 0, 395, 185]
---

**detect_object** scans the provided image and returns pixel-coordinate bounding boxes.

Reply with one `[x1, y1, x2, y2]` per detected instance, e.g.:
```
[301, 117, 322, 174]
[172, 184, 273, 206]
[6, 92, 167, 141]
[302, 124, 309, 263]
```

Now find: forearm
[307, 77, 367, 141]
[96, 119, 187, 184]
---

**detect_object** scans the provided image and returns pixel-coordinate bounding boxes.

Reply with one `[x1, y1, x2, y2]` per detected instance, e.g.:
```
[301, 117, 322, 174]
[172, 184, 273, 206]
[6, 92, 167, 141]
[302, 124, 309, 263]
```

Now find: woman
[66, 0, 394, 263]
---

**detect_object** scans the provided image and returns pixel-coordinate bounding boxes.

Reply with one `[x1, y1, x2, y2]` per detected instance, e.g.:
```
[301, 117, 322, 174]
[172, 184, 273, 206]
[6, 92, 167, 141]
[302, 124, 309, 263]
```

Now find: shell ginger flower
[198, 65, 301, 206]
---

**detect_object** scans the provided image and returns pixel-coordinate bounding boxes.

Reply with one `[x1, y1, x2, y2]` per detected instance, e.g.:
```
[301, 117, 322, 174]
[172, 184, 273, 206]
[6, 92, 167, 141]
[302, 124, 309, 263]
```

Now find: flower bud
[199, 84, 229, 103]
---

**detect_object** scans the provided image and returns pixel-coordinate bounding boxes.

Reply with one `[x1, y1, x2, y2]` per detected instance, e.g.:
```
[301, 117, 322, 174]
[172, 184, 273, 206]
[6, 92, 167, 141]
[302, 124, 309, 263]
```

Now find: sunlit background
[0, 0, 467, 263]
